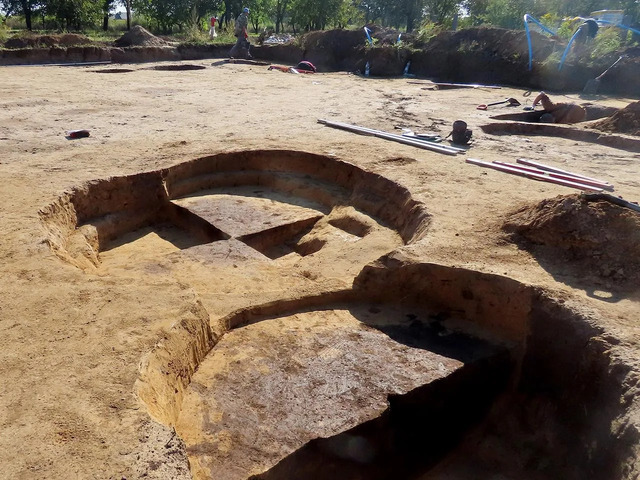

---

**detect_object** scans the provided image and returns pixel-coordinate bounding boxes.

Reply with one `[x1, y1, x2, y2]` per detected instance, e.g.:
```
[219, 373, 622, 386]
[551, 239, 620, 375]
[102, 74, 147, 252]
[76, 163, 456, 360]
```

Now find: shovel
[583, 56, 624, 95]
[476, 97, 521, 110]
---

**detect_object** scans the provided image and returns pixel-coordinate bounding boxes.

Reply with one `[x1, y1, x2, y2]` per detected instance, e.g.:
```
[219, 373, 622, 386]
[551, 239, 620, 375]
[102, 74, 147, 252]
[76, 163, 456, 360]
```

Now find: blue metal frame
[525, 13, 640, 71]
[524, 14, 557, 71]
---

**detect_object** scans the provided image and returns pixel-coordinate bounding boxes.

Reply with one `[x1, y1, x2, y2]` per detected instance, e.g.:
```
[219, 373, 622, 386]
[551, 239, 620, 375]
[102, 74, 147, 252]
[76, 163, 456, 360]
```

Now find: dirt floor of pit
[1, 59, 640, 480]
[176, 304, 507, 480]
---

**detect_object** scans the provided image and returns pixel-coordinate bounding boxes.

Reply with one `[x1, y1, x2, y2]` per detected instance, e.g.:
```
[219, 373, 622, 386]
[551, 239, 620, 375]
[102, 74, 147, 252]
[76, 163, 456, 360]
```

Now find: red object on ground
[67, 129, 90, 139]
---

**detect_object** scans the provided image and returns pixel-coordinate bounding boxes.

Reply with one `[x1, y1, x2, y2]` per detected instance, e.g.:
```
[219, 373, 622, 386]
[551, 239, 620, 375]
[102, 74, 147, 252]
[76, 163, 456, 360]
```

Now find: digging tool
[476, 97, 521, 110]
[583, 56, 625, 95]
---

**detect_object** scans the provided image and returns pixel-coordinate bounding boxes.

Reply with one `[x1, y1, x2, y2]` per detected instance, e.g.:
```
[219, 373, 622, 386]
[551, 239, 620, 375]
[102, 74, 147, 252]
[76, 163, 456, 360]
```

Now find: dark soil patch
[145, 64, 206, 71]
[92, 68, 136, 73]
[503, 194, 640, 289]
[4, 33, 93, 49]
[591, 100, 640, 136]
[114, 25, 167, 47]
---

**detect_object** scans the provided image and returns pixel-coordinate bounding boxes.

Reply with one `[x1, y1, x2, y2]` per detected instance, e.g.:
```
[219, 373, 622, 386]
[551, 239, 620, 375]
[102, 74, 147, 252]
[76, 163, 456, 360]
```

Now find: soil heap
[591, 100, 640, 136]
[503, 194, 640, 287]
[114, 25, 167, 47]
[4, 33, 92, 48]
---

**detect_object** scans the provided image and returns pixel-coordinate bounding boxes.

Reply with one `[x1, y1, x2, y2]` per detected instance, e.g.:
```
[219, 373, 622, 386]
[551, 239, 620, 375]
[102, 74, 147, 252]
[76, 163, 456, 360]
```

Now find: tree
[272, 0, 287, 32]
[246, 0, 273, 32]
[424, 0, 459, 24]
[288, 0, 346, 30]
[392, 0, 427, 31]
[46, 0, 103, 30]
[103, 0, 116, 30]
[0, 0, 42, 29]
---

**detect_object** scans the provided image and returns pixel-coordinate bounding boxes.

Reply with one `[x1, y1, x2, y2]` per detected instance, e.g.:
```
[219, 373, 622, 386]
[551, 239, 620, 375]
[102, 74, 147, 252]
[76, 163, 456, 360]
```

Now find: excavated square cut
[172, 187, 326, 238]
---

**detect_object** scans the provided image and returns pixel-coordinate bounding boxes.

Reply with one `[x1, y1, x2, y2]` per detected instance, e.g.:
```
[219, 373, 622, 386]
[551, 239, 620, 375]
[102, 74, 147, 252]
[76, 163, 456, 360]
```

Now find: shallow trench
[39, 150, 638, 480]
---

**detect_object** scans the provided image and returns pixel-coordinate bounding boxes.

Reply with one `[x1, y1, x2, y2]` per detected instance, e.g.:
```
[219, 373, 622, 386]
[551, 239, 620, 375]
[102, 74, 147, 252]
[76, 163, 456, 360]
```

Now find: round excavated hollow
[176, 301, 511, 480]
[38, 150, 638, 480]
[480, 121, 640, 152]
[146, 64, 207, 71]
[489, 105, 619, 124]
[92, 68, 136, 73]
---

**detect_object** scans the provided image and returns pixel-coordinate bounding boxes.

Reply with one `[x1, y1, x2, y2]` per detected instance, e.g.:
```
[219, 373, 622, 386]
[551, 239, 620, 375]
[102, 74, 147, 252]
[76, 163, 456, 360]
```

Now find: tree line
[1, 0, 638, 37]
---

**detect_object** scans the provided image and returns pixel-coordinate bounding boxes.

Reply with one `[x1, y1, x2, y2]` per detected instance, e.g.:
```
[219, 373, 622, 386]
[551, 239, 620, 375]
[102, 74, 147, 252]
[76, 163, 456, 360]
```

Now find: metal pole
[516, 158, 612, 186]
[318, 119, 462, 156]
[466, 158, 603, 192]
[493, 161, 614, 190]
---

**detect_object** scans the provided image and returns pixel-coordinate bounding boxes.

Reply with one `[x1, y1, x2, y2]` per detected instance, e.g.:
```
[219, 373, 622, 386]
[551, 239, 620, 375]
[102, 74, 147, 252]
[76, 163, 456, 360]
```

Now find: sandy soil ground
[1, 59, 639, 479]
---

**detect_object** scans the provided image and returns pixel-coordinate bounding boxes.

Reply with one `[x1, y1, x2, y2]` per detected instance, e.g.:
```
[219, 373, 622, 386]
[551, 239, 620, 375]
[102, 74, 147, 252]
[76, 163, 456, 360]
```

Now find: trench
[39, 150, 639, 480]
[483, 106, 640, 153]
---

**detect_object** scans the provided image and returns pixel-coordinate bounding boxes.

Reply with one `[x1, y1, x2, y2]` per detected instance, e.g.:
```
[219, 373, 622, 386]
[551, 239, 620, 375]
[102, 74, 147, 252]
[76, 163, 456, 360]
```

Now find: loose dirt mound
[591, 101, 640, 136]
[503, 194, 640, 286]
[4, 33, 92, 48]
[114, 25, 167, 47]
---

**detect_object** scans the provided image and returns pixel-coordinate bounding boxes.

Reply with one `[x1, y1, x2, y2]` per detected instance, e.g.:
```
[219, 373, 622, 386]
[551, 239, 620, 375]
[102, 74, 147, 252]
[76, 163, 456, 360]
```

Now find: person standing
[209, 15, 218, 38]
[230, 7, 252, 59]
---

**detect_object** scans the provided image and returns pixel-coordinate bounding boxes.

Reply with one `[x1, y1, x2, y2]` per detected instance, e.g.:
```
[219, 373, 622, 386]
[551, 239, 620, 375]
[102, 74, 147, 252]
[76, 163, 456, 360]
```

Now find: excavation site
[34, 149, 639, 480]
[1, 26, 640, 480]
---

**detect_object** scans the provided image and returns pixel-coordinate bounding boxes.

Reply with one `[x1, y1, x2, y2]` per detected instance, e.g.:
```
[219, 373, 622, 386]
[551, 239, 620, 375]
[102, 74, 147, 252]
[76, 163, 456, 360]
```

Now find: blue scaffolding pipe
[597, 19, 640, 36]
[525, 13, 640, 72]
[364, 27, 373, 46]
[557, 28, 582, 71]
[558, 20, 640, 71]
[524, 14, 557, 71]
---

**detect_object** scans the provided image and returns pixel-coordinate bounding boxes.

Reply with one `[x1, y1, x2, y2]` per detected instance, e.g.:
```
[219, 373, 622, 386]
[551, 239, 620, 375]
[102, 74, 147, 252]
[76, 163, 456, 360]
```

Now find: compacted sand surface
[1, 59, 639, 479]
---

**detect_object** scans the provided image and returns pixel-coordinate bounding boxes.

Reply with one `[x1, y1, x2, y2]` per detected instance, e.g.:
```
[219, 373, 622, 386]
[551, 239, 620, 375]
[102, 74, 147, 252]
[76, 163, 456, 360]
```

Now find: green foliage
[480, 0, 532, 29]
[556, 17, 579, 39]
[0, 22, 7, 43]
[288, 0, 345, 31]
[590, 26, 623, 59]
[538, 12, 559, 31]
[424, 0, 459, 24]
[246, 0, 273, 32]
[416, 20, 445, 42]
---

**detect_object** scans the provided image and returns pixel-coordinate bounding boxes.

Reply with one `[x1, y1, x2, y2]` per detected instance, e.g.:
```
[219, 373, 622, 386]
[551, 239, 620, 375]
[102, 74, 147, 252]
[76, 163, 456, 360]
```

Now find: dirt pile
[114, 25, 167, 47]
[591, 101, 640, 136]
[503, 194, 640, 286]
[4, 33, 93, 48]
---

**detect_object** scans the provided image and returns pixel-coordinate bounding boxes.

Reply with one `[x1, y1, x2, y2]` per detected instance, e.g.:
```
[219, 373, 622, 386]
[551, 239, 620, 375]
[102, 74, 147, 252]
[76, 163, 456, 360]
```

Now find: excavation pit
[40, 150, 430, 275]
[176, 302, 512, 480]
[480, 121, 640, 152]
[38, 150, 639, 480]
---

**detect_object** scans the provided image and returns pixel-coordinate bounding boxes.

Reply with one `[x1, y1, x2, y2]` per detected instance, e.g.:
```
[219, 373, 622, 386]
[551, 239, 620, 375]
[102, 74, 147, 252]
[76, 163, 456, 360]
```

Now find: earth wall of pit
[3, 27, 640, 97]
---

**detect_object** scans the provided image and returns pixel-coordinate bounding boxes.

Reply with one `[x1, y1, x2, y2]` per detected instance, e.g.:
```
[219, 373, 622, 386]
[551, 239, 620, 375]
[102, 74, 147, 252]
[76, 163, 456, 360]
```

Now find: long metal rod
[582, 193, 640, 213]
[409, 81, 502, 89]
[466, 158, 603, 192]
[318, 119, 462, 155]
[516, 158, 612, 186]
[320, 119, 463, 153]
[493, 161, 614, 191]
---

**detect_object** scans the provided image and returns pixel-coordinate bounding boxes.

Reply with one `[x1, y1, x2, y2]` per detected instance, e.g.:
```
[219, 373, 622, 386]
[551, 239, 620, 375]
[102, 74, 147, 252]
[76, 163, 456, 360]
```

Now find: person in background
[532, 92, 587, 124]
[230, 7, 252, 59]
[209, 15, 218, 38]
